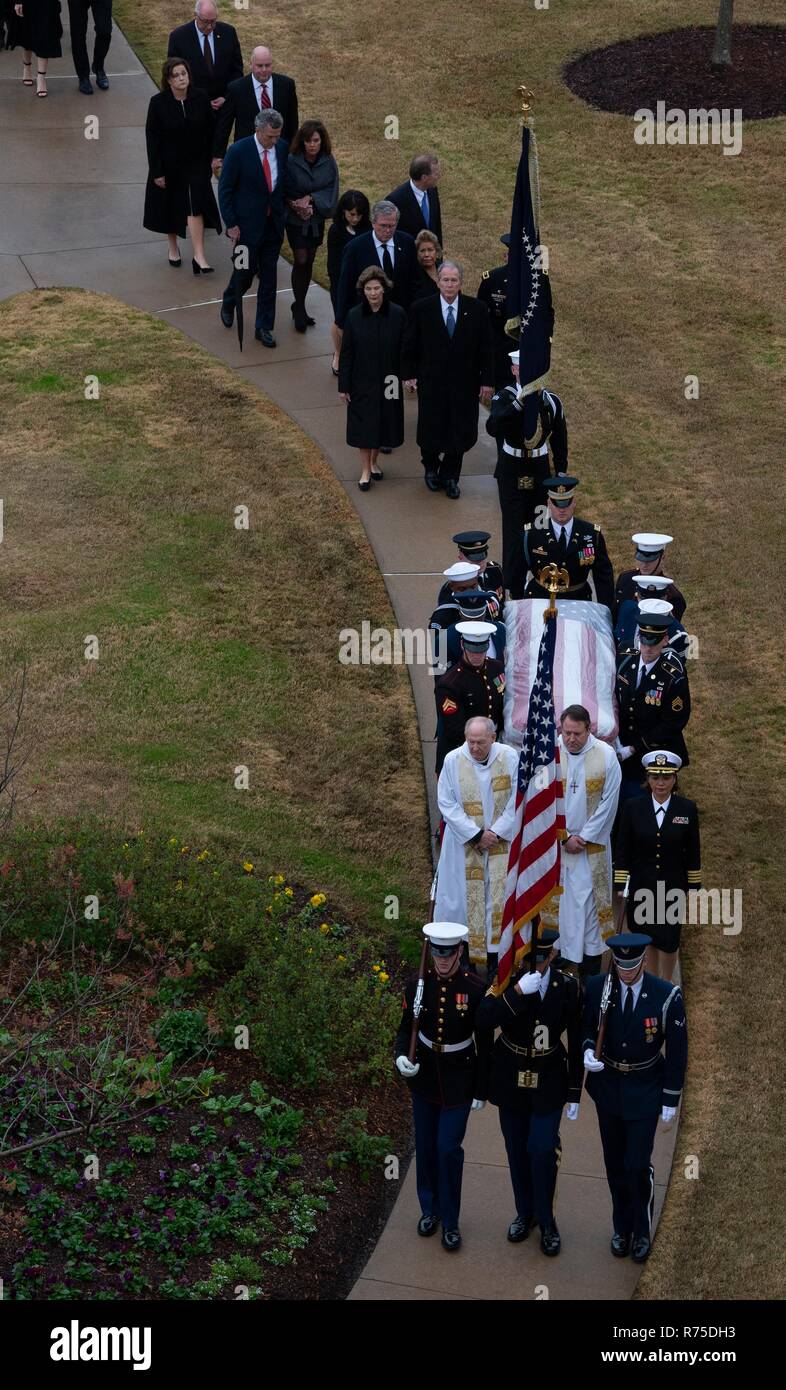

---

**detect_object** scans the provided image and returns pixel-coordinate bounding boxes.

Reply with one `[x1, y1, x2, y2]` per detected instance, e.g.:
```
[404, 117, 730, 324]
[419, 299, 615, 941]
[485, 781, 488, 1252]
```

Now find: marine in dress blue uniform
[614, 532, 686, 622]
[476, 930, 583, 1255]
[433, 624, 505, 773]
[583, 933, 687, 1262]
[395, 923, 488, 1252]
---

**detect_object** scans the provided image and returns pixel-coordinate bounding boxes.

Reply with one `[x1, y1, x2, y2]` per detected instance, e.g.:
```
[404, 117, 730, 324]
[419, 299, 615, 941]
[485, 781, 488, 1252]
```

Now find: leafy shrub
[327, 1107, 392, 1179]
[154, 1008, 211, 1063]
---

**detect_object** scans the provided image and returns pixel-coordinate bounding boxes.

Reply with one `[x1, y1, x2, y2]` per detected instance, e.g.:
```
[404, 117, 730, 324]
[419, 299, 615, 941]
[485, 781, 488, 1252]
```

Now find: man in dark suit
[334, 201, 418, 331]
[212, 45, 299, 163]
[386, 153, 443, 247]
[217, 110, 289, 348]
[67, 0, 114, 94]
[167, 1, 243, 111]
[402, 261, 494, 498]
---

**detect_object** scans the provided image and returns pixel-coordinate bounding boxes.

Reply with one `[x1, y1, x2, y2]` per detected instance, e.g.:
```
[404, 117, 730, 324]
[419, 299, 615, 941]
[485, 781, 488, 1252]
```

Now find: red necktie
[262, 149, 273, 209]
[260, 82, 271, 109]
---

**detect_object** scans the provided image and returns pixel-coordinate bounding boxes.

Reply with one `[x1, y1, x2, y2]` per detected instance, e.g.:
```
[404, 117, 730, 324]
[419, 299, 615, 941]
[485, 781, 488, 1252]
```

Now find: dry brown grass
[116, 0, 786, 1298]
[0, 289, 431, 929]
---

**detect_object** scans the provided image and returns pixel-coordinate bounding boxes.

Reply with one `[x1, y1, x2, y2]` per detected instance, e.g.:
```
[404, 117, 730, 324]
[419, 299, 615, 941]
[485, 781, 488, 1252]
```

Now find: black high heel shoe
[192, 259, 215, 275]
[169, 256, 182, 268]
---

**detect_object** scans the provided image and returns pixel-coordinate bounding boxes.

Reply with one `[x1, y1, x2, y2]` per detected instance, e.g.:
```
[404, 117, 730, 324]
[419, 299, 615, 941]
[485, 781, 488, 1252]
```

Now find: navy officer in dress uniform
[615, 532, 686, 621]
[476, 929, 582, 1256]
[436, 531, 505, 618]
[615, 582, 688, 660]
[476, 232, 514, 390]
[429, 560, 481, 672]
[583, 932, 687, 1262]
[395, 922, 488, 1252]
[434, 621, 505, 772]
[615, 607, 691, 803]
[487, 351, 569, 600]
[615, 750, 701, 980]
[523, 476, 614, 612]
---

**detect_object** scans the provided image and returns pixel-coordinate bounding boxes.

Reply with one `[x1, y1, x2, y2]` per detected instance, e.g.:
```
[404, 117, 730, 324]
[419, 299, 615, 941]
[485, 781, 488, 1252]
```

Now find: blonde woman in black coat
[338, 266, 405, 490]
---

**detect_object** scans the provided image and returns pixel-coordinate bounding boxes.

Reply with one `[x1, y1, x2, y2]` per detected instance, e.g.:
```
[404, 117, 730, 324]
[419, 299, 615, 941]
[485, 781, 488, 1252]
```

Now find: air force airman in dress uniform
[583, 933, 688, 1263]
[476, 930, 582, 1255]
[523, 476, 614, 611]
[395, 923, 488, 1252]
[615, 608, 691, 801]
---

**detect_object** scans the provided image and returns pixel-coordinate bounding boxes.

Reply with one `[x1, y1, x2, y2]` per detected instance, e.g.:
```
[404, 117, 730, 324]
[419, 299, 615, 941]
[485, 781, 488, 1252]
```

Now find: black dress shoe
[379, 447, 392, 455]
[78, 78, 93, 95]
[441, 1228, 461, 1252]
[93, 68, 109, 90]
[255, 329, 276, 347]
[424, 471, 442, 492]
[507, 1214, 535, 1243]
[305, 313, 316, 326]
[220, 306, 234, 329]
[168, 257, 182, 268]
[445, 480, 461, 499]
[357, 479, 371, 492]
[417, 1215, 440, 1237]
[540, 1221, 561, 1256]
[610, 1232, 631, 1258]
[292, 303, 308, 333]
[631, 1235, 651, 1263]
[370, 468, 383, 482]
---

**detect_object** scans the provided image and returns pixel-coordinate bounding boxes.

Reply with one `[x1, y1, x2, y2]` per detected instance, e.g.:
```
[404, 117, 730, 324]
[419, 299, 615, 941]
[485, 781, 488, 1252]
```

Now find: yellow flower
[196, 850, 209, 862]
[379, 972, 389, 983]
[284, 886, 294, 898]
[371, 965, 380, 974]
[319, 923, 330, 934]
[338, 954, 346, 963]
[122, 842, 129, 850]
[168, 837, 178, 846]
[242, 862, 254, 873]
[175, 880, 183, 892]
[268, 873, 285, 886]
[180, 846, 190, 855]
[265, 906, 273, 915]
[309, 892, 326, 908]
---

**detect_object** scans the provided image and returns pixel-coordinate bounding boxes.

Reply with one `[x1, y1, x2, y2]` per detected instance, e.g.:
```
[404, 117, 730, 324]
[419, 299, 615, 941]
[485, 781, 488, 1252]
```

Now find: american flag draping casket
[504, 599, 619, 746]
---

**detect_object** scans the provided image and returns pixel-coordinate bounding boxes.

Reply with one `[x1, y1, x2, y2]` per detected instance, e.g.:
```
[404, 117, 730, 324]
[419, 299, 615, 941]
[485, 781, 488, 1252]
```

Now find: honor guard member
[476, 232, 515, 390]
[436, 531, 505, 617]
[429, 560, 481, 671]
[395, 923, 488, 1252]
[476, 929, 582, 1256]
[434, 622, 505, 772]
[615, 533, 686, 621]
[615, 751, 701, 980]
[615, 591, 688, 661]
[615, 607, 690, 802]
[523, 476, 614, 612]
[583, 933, 687, 1262]
[444, 591, 507, 670]
[487, 351, 568, 600]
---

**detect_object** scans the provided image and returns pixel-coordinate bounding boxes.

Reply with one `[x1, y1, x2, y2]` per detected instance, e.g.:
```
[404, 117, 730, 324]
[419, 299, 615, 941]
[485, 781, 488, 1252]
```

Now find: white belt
[503, 441, 549, 457]
[418, 1031, 473, 1054]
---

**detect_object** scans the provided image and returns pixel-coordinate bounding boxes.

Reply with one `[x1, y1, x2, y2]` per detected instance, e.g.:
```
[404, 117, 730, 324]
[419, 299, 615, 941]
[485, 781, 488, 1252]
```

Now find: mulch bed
[563, 25, 786, 120]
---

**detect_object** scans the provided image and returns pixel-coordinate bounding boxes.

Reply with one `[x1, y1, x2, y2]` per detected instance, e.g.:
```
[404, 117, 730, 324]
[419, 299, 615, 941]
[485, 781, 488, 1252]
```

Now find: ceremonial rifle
[594, 875, 629, 1060]
[407, 937, 429, 1065]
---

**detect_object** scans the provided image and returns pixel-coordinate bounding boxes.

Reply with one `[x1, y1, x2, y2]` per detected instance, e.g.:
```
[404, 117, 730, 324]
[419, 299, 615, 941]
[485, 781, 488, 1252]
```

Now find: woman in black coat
[326, 190, 371, 375]
[412, 228, 443, 301]
[143, 57, 222, 273]
[338, 266, 405, 489]
[284, 120, 339, 333]
[12, 0, 62, 97]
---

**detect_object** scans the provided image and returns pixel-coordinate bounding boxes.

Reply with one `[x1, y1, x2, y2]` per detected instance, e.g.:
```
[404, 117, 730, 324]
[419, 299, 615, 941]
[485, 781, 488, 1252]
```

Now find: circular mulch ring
[563, 24, 786, 121]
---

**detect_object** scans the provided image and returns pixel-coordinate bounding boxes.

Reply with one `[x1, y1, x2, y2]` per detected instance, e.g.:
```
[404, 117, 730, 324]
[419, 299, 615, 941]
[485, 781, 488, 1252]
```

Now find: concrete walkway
[0, 23, 678, 1300]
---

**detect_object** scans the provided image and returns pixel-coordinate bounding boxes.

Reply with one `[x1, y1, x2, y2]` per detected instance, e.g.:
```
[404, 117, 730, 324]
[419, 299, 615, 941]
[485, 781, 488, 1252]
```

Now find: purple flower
[190, 1163, 200, 1173]
[158, 1170, 167, 1181]
[164, 1208, 175, 1219]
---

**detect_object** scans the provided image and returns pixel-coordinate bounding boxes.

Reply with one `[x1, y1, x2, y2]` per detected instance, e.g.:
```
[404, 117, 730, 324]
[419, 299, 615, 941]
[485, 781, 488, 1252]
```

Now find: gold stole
[543, 741, 613, 935]
[457, 754, 512, 966]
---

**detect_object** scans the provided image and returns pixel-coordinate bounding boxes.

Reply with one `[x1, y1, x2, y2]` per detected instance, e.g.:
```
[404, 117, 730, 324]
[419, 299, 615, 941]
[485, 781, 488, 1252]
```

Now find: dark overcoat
[338, 300, 405, 449]
[401, 293, 494, 455]
[143, 87, 222, 238]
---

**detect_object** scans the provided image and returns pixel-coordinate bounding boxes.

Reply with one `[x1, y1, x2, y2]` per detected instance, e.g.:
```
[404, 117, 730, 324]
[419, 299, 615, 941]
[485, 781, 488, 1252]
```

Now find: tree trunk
[711, 0, 734, 69]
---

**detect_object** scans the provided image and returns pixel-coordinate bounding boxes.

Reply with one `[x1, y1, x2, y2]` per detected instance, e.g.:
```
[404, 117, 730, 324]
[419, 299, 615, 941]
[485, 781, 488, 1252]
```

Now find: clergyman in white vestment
[546, 704, 621, 975]
[435, 717, 519, 974]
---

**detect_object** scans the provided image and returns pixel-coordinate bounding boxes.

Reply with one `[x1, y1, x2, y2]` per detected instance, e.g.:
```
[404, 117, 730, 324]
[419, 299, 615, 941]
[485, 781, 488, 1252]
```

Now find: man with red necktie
[218, 110, 290, 348]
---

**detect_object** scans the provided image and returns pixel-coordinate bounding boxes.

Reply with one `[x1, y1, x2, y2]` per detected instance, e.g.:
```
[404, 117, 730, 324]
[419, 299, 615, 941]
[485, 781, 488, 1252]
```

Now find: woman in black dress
[143, 57, 222, 273]
[413, 229, 443, 300]
[12, 0, 62, 98]
[326, 190, 371, 375]
[338, 266, 405, 490]
[284, 120, 339, 332]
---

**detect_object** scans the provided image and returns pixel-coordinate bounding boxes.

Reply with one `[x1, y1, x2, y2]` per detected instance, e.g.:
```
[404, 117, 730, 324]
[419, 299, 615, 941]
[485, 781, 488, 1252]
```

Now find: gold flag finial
[537, 562, 569, 619]
[517, 85, 535, 121]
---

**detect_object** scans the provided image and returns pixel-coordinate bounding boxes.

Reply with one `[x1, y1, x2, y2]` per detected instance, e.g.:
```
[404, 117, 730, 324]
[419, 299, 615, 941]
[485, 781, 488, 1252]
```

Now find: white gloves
[565, 1103, 579, 1120]
[661, 1105, 677, 1123]
[471, 1098, 485, 1111]
[584, 1047, 604, 1072]
[396, 1055, 420, 1077]
[516, 971, 541, 996]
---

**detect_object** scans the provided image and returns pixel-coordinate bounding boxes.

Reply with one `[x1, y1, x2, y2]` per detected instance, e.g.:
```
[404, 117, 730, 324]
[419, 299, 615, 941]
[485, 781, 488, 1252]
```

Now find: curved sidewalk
[0, 25, 678, 1301]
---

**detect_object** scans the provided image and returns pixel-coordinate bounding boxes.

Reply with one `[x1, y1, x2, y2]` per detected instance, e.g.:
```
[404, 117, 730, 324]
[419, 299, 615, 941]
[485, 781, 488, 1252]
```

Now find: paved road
[0, 22, 677, 1300]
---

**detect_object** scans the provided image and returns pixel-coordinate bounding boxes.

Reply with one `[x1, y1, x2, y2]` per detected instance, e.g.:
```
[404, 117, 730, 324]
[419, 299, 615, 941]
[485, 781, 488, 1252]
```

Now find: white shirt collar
[538, 965, 551, 999]
[620, 975, 644, 1006]
[373, 232, 393, 253]
[553, 517, 574, 539]
[410, 179, 426, 203]
[195, 21, 214, 51]
[440, 294, 459, 318]
[253, 74, 270, 90]
[652, 795, 671, 817]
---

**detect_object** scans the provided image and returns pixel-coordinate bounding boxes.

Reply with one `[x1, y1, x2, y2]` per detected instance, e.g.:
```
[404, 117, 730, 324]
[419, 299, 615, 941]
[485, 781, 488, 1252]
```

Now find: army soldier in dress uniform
[523, 476, 614, 611]
[435, 531, 505, 617]
[615, 532, 686, 621]
[615, 608, 691, 803]
[476, 233, 514, 390]
[434, 622, 505, 772]
[395, 922, 488, 1252]
[476, 929, 582, 1256]
[583, 933, 687, 1263]
[487, 351, 569, 600]
[615, 750, 701, 980]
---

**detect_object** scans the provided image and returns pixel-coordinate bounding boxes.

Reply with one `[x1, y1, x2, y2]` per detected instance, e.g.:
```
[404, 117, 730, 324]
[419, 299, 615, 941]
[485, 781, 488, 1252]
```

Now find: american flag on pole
[493, 612, 565, 994]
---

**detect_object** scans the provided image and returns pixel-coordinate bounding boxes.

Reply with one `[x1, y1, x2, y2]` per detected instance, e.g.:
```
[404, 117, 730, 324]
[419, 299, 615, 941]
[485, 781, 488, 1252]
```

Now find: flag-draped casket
[504, 599, 619, 746]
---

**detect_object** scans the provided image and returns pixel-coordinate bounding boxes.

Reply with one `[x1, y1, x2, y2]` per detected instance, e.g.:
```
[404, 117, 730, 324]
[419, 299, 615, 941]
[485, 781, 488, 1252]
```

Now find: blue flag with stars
[505, 124, 555, 435]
